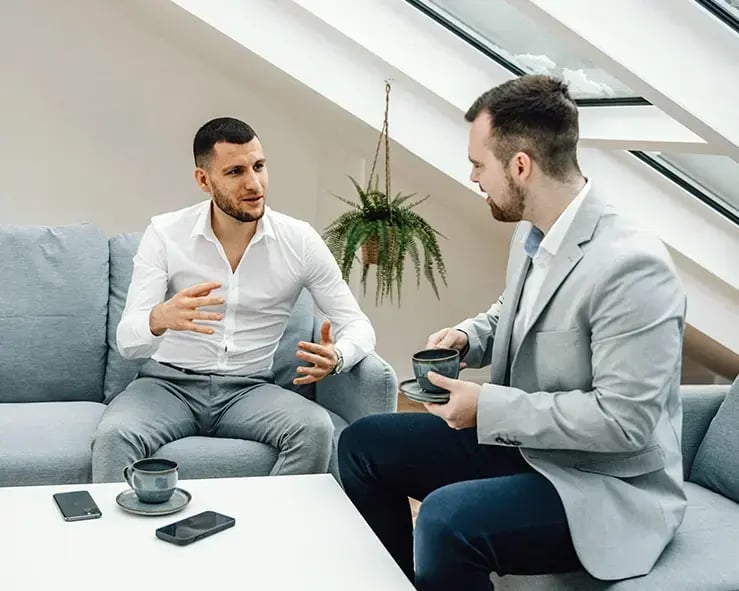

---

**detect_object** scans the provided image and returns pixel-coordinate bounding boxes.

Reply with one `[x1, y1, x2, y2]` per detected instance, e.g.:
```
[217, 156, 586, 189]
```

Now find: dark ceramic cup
[412, 348, 460, 393]
[122, 458, 178, 504]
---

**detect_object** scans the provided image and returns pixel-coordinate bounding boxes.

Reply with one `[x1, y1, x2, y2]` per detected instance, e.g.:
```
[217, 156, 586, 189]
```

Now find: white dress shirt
[117, 200, 376, 375]
[510, 179, 592, 358]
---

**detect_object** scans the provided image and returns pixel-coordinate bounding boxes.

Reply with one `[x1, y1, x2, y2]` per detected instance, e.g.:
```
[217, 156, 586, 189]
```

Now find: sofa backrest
[103, 232, 318, 402]
[680, 384, 729, 477]
[688, 377, 739, 503]
[103, 232, 147, 402]
[0, 223, 109, 403]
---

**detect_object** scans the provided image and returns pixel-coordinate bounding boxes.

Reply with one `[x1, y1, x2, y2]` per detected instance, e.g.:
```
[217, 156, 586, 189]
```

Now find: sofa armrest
[315, 352, 398, 425]
[681, 384, 729, 477]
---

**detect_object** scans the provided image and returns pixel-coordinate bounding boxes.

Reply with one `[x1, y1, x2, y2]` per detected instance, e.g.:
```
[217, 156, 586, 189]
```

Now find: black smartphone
[155, 511, 235, 546]
[53, 490, 102, 522]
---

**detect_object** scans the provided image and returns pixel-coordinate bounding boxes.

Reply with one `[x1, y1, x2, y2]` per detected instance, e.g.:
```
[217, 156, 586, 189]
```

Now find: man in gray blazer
[338, 75, 687, 591]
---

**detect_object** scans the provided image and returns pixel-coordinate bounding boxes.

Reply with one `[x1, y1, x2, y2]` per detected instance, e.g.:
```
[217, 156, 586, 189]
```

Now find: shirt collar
[190, 201, 276, 242]
[524, 178, 591, 259]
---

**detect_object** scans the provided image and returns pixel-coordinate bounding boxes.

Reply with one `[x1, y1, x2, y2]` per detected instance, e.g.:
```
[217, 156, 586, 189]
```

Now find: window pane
[649, 152, 739, 217]
[420, 0, 640, 99]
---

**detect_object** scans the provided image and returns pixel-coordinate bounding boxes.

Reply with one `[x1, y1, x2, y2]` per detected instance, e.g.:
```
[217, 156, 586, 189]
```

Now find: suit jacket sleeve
[454, 294, 504, 369]
[477, 250, 685, 453]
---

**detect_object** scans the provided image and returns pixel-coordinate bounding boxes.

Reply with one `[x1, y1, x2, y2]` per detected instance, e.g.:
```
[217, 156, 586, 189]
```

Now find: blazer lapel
[511, 194, 606, 363]
[490, 231, 531, 385]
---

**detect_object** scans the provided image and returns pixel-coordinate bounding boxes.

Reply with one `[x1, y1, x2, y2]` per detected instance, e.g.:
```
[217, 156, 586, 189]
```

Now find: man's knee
[92, 416, 139, 451]
[415, 487, 461, 550]
[295, 404, 334, 448]
[338, 414, 386, 457]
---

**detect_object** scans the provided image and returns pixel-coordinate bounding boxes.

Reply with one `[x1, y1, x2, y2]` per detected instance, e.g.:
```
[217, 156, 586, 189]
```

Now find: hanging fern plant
[323, 82, 447, 306]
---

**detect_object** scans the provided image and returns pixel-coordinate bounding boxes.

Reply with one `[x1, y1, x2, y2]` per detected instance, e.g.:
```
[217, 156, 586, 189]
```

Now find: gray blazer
[456, 192, 687, 580]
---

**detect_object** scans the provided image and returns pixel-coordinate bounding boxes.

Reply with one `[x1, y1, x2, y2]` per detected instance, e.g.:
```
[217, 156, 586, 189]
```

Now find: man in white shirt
[92, 117, 376, 482]
[339, 76, 686, 591]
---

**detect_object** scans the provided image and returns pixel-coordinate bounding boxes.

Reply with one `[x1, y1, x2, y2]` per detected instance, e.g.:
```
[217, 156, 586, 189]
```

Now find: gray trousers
[91, 360, 334, 483]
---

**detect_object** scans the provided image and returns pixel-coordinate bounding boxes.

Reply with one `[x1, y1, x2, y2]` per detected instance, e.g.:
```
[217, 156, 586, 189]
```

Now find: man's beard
[489, 173, 525, 222]
[212, 184, 264, 223]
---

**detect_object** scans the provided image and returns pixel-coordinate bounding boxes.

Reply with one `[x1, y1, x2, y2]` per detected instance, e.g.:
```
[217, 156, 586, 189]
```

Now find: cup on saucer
[123, 458, 179, 504]
[412, 348, 460, 393]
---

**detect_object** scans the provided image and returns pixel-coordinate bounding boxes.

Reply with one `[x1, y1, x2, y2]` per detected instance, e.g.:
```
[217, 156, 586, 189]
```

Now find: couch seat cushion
[489, 482, 739, 591]
[0, 402, 105, 486]
[155, 437, 278, 479]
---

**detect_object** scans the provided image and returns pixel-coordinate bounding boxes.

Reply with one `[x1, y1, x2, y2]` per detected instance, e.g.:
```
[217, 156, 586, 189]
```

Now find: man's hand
[425, 327, 468, 368]
[423, 371, 481, 430]
[294, 320, 338, 385]
[149, 282, 224, 336]
[425, 327, 468, 350]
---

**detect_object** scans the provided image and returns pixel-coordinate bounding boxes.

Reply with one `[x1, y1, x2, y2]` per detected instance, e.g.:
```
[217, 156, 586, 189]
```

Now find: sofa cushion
[690, 377, 739, 503]
[680, 385, 729, 477]
[155, 436, 278, 479]
[103, 232, 146, 402]
[0, 224, 108, 403]
[0, 402, 106, 486]
[272, 289, 317, 400]
[489, 482, 739, 591]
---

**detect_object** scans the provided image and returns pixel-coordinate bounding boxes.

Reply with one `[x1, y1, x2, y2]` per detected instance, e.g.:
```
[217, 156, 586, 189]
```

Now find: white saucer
[399, 379, 450, 404]
[115, 488, 191, 516]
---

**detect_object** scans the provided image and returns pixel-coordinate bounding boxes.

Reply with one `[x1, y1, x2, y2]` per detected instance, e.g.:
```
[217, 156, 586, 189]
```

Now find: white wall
[3, 0, 731, 389]
[166, 0, 739, 352]
[0, 0, 509, 382]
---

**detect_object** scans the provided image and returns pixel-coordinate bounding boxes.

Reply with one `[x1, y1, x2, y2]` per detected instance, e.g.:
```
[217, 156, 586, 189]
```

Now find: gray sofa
[0, 223, 398, 486]
[491, 380, 739, 591]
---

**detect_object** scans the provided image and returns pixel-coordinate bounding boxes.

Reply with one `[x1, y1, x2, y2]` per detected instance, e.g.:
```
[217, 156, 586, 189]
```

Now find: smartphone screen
[53, 491, 102, 521]
[156, 511, 235, 545]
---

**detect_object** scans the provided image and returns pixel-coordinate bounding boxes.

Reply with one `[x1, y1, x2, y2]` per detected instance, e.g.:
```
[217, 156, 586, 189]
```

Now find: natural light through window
[420, 0, 640, 100]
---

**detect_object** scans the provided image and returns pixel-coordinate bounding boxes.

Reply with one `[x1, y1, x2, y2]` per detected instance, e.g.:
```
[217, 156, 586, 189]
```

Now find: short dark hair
[465, 75, 580, 180]
[193, 117, 258, 168]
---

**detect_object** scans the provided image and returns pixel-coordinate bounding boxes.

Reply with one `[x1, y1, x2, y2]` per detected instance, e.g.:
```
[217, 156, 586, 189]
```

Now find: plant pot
[361, 236, 381, 265]
[361, 230, 396, 266]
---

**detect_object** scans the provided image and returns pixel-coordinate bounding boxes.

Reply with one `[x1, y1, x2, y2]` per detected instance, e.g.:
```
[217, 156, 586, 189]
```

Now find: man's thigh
[212, 384, 332, 444]
[339, 412, 532, 501]
[96, 376, 199, 444]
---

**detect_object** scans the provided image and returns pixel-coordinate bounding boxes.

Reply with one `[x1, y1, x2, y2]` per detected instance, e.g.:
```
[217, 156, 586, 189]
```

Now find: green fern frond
[322, 176, 448, 306]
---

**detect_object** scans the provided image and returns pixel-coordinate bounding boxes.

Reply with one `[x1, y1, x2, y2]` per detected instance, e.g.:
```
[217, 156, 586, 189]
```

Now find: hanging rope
[367, 81, 392, 206]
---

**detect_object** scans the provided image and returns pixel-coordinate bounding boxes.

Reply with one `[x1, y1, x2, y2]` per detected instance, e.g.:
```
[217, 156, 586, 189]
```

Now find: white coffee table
[2, 474, 414, 590]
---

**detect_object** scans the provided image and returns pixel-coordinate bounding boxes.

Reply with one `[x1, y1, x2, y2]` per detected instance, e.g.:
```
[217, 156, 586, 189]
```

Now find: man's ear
[194, 168, 210, 193]
[510, 151, 533, 181]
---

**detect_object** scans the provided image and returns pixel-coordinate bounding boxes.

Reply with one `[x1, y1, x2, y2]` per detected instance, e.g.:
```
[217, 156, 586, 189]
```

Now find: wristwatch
[331, 348, 344, 375]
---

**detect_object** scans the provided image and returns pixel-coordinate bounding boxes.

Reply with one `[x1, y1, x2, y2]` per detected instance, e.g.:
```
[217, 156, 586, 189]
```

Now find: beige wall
[0, 0, 510, 380]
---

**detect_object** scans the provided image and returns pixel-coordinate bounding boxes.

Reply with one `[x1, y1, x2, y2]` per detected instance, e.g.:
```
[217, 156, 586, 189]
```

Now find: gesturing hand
[149, 282, 224, 336]
[423, 371, 481, 430]
[294, 320, 338, 385]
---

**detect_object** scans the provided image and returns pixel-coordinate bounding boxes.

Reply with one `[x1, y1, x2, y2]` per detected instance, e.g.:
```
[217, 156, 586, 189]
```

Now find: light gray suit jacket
[456, 192, 687, 580]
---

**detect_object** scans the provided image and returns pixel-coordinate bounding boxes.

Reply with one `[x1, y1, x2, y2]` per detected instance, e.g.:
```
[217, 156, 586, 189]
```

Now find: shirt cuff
[120, 309, 166, 357]
[333, 339, 360, 373]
